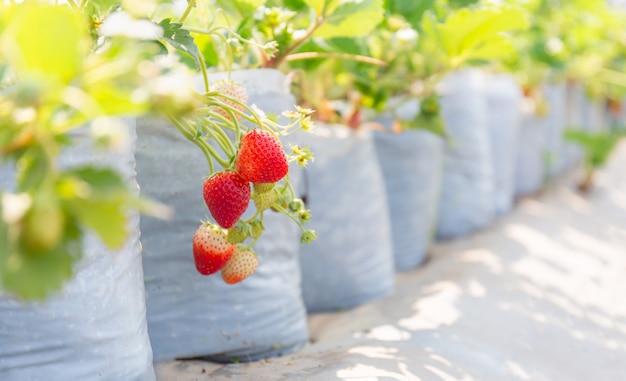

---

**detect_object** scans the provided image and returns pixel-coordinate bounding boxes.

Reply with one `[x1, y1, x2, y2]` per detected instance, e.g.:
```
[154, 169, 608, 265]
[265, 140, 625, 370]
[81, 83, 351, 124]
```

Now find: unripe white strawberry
[212, 80, 248, 121]
[221, 247, 258, 284]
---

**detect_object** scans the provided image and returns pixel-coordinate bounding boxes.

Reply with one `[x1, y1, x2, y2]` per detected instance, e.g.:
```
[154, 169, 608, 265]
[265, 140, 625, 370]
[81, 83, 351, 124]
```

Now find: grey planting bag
[562, 81, 585, 171]
[136, 69, 308, 363]
[485, 74, 523, 215]
[299, 124, 395, 312]
[0, 122, 156, 381]
[581, 94, 606, 133]
[372, 103, 444, 271]
[514, 103, 548, 198]
[436, 69, 495, 240]
[542, 82, 567, 178]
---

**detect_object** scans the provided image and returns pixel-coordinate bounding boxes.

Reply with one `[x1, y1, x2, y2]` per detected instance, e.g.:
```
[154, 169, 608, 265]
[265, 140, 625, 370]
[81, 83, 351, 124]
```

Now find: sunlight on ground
[347, 346, 398, 360]
[358, 325, 411, 342]
[336, 363, 419, 381]
[458, 250, 504, 274]
[398, 282, 462, 331]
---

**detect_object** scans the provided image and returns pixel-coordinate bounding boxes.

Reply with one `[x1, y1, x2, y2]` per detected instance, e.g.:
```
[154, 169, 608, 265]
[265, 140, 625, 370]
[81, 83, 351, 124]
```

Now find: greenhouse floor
[157, 143, 626, 381]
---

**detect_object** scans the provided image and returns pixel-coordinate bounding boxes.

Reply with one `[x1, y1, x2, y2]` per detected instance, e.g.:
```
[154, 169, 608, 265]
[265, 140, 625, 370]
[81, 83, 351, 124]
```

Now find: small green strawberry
[253, 182, 275, 194]
[252, 189, 278, 211]
[221, 247, 258, 284]
[288, 199, 304, 213]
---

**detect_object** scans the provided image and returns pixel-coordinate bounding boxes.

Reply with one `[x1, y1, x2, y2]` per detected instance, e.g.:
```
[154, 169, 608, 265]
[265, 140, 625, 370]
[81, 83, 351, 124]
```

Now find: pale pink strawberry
[221, 247, 258, 284]
[212, 80, 248, 121]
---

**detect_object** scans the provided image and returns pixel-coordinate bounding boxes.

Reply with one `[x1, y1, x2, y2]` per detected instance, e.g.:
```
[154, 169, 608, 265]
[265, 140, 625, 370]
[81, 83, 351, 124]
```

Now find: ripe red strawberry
[192, 223, 235, 275]
[221, 247, 258, 284]
[212, 80, 248, 121]
[203, 171, 250, 229]
[235, 129, 289, 183]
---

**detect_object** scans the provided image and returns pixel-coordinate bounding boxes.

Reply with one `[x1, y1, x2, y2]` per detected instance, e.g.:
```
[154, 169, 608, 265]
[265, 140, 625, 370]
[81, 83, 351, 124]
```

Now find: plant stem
[167, 115, 228, 170]
[200, 117, 236, 158]
[286, 52, 388, 67]
[578, 169, 595, 194]
[272, 204, 306, 231]
[179, 0, 196, 23]
[267, 16, 324, 68]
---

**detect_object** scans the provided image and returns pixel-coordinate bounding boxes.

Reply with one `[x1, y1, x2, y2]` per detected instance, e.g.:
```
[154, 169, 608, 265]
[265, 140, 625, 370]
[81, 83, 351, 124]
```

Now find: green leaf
[66, 198, 128, 249]
[89, 0, 120, 14]
[158, 18, 201, 70]
[421, 7, 528, 68]
[303, 0, 332, 14]
[16, 147, 49, 192]
[408, 112, 445, 137]
[315, 0, 384, 38]
[1, 220, 82, 300]
[279, 0, 309, 11]
[564, 129, 624, 169]
[60, 167, 131, 250]
[384, 0, 435, 29]
[216, 0, 267, 17]
[448, 0, 479, 8]
[64, 167, 127, 192]
[194, 33, 220, 68]
[1, 4, 88, 85]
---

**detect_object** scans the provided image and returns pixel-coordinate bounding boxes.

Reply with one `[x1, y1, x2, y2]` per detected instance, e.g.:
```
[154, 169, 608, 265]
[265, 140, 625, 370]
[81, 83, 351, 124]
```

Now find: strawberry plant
[565, 127, 626, 193]
[0, 2, 187, 299]
[0, 0, 317, 299]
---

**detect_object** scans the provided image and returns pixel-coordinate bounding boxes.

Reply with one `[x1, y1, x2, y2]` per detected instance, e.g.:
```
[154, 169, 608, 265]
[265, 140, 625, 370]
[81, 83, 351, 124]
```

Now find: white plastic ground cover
[542, 82, 567, 178]
[436, 69, 495, 240]
[135, 69, 309, 363]
[485, 74, 523, 215]
[299, 124, 395, 312]
[372, 109, 444, 271]
[0, 121, 156, 381]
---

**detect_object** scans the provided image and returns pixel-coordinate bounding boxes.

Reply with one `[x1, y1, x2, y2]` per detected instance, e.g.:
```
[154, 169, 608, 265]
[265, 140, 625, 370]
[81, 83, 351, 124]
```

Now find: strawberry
[221, 247, 258, 284]
[192, 223, 235, 275]
[235, 129, 289, 183]
[203, 171, 250, 229]
[212, 80, 248, 121]
[252, 189, 278, 211]
[252, 182, 275, 194]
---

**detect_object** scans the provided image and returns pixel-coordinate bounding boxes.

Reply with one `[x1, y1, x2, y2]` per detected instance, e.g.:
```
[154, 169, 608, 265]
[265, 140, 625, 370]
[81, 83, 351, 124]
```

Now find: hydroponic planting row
[1, 0, 625, 379]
